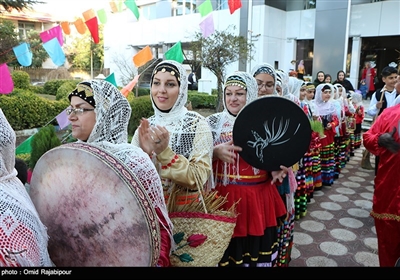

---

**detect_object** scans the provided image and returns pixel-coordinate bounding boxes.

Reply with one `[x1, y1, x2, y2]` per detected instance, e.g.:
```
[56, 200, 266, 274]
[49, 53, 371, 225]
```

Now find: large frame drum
[29, 143, 160, 266]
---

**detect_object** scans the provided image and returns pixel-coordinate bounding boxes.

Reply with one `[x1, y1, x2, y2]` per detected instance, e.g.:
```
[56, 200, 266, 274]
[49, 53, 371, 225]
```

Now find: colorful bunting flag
[85, 17, 100, 44]
[165, 41, 184, 63]
[40, 25, 63, 46]
[105, 73, 117, 87]
[228, 0, 242, 14]
[42, 38, 66, 66]
[60, 21, 71, 35]
[133, 46, 153, 67]
[198, 0, 213, 17]
[83, 9, 96, 21]
[124, 0, 140, 20]
[15, 135, 33, 155]
[13, 43, 32, 67]
[199, 14, 215, 38]
[74, 18, 87, 35]
[109, 1, 119, 13]
[56, 109, 70, 130]
[0, 64, 14, 94]
[97, 9, 108, 24]
[120, 74, 140, 97]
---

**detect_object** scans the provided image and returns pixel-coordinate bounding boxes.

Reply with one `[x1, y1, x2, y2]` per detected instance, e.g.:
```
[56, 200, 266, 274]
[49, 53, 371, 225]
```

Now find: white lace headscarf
[73, 80, 173, 239]
[251, 62, 278, 96]
[0, 109, 53, 267]
[206, 71, 258, 185]
[314, 83, 336, 116]
[276, 69, 300, 105]
[132, 60, 214, 194]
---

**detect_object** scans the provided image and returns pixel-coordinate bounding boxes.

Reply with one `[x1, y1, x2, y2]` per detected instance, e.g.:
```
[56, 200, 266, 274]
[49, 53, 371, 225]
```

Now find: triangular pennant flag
[105, 73, 117, 87]
[97, 9, 107, 24]
[15, 135, 33, 155]
[13, 43, 32, 67]
[40, 25, 63, 46]
[60, 21, 71, 35]
[228, 0, 242, 14]
[133, 46, 153, 67]
[0, 63, 14, 94]
[83, 9, 96, 21]
[109, 1, 119, 13]
[56, 109, 70, 130]
[42, 38, 66, 66]
[74, 18, 87, 35]
[198, 0, 213, 17]
[199, 14, 215, 38]
[165, 41, 184, 63]
[85, 17, 99, 44]
[124, 0, 140, 20]
[120, 74, 140, 97]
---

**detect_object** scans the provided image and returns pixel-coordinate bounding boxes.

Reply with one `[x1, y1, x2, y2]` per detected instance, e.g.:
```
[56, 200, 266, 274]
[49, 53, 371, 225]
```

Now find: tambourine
[233, 96, 311, 171]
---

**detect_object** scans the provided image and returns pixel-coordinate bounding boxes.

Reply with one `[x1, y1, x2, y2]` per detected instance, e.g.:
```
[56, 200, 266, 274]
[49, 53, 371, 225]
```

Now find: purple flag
[13, 42, 32, 67]
[40, 25, 63, 46]
[56, 109, 70, 129]
[199, 14, 215, 38]
[43, 38, 66, 66]
[0, 64, 14, 94]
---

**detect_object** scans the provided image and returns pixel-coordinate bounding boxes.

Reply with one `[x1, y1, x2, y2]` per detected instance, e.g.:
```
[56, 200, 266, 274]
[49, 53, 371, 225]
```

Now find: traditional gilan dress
[0, 109, 53, 267]
[313, 83, 339, 188]
[207, 72, 287, 267]
[363, 103, 400, 267]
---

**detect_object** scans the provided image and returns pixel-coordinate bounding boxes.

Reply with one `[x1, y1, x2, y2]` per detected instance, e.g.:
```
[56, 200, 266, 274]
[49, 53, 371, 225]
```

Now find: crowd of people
[3, 59, 400, 268]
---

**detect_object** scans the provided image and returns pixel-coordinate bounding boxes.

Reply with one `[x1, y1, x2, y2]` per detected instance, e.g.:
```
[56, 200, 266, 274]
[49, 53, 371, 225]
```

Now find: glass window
[18, 22, 35, 40]
[296, 39, 314, 77]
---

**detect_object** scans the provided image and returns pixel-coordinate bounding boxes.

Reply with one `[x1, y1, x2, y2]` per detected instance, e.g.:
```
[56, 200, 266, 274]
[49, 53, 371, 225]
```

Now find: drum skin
[29, 143, 160, 267]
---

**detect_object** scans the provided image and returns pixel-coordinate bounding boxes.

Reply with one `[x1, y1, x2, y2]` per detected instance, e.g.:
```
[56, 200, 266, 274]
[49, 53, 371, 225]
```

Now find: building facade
[103, 0, 400, 91]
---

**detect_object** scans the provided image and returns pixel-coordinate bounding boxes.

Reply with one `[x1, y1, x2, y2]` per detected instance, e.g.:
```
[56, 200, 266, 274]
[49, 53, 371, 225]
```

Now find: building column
[349, 36, 362, 89]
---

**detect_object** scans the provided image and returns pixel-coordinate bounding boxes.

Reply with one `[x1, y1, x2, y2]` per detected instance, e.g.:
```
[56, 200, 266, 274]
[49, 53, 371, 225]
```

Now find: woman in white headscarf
[68, 80, 173, 267]
[313, 83, 340, 188]
[0, 109, 53, 267]
[206, 71, 288, 267]
[251, 63, 277, 97]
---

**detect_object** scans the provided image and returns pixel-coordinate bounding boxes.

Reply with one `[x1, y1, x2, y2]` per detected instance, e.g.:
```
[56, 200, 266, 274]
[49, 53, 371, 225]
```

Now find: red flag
[120, 74, 140, 97]
[228, 0, 242, 14]
[85, 17, 99, 44]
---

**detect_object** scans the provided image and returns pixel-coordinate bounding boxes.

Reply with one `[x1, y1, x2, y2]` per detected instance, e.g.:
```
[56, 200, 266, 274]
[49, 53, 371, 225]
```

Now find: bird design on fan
[247, 117, 300, 163]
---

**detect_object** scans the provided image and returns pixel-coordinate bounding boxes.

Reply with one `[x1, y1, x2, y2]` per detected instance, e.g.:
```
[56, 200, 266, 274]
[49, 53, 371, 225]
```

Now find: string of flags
[8, 0, 243, 153]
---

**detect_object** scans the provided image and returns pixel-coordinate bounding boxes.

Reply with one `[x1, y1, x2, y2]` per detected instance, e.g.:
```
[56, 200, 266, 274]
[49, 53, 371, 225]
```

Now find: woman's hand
[271, 165, 289, 184]
[138, 118, 169, 155]
[213, 139, 242, 164]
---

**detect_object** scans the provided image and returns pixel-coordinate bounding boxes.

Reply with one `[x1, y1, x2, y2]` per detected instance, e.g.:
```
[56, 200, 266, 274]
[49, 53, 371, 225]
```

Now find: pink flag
[121, 74, 140, 97]
[199, 14, 215, 38]
[0, 64, 14, 94]
[56, 109, 70, 129]
[40, 25, 63, 46]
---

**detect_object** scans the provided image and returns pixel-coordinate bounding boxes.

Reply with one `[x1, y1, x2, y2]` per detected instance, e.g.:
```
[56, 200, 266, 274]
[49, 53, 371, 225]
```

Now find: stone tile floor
[290, 146, 379, 267]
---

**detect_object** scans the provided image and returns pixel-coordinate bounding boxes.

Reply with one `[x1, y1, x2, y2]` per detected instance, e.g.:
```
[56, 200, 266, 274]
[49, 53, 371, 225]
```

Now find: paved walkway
[290, 145, 379, 267]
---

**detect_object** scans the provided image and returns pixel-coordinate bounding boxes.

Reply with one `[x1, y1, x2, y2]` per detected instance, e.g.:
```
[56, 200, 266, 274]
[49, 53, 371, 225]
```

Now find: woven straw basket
[169, 209, 236, 267]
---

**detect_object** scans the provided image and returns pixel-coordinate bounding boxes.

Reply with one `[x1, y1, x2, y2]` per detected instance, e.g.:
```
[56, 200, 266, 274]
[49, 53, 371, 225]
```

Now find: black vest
[375, 88, 400, 115]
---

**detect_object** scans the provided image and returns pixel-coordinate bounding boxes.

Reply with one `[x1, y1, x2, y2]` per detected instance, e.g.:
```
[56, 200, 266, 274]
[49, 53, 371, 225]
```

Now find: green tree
[64, 25, 104, 72]
[189, 25, 254, 111]
[26, 29, 48, 67]
[0, 20, 19, 64]
[0, 0, 43, 12]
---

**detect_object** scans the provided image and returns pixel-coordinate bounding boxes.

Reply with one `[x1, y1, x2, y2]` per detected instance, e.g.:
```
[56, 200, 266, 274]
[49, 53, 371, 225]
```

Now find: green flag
[97, 8, 107, 24]
[16, 135, 33, 155]
[105, 73, 117, 87]
[198, 0, 213, 17]
[165, 42, 184, 63]
[124, 0, 140, 20]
